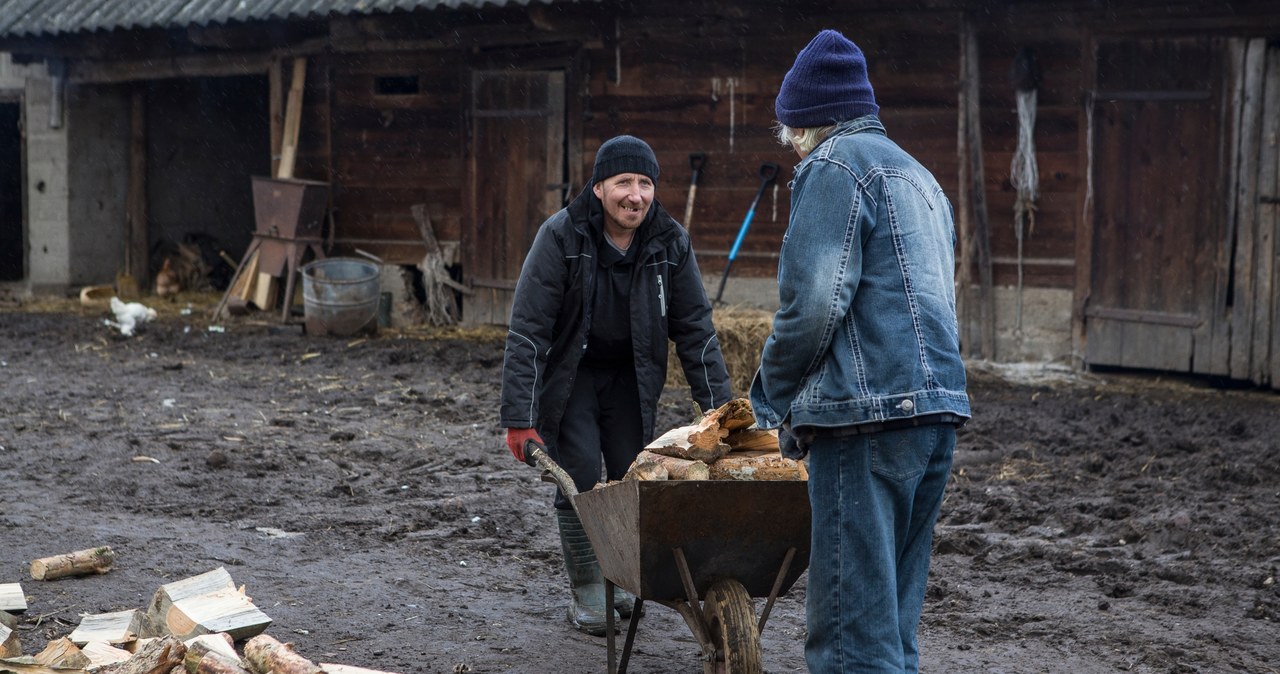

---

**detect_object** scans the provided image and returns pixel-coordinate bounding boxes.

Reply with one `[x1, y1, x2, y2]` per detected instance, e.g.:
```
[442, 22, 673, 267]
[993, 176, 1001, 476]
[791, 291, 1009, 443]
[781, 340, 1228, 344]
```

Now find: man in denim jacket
[749, 29, 971, 673]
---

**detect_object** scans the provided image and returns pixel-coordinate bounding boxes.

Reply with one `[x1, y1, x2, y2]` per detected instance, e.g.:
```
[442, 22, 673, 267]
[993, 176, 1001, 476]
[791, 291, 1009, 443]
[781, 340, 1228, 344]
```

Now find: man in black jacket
[500, 135, 732, 635]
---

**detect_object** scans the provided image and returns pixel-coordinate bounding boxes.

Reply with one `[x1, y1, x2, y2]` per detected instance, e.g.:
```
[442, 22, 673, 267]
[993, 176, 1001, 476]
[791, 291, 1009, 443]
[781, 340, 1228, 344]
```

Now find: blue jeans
[804, 424, 956, 673]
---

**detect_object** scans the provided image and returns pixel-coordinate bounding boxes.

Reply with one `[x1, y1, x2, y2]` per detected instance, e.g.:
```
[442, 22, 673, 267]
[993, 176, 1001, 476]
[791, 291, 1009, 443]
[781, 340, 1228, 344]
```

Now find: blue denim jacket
[750, 116, 970, 431]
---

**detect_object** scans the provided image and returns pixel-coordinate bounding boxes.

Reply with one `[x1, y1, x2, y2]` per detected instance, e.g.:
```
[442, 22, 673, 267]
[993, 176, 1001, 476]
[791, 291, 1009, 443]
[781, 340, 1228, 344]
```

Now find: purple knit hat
[775, 29, 879, 128]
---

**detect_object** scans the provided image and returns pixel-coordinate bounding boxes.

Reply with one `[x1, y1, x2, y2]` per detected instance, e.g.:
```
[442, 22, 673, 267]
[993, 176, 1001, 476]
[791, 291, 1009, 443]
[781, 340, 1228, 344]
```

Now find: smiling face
[592, 172, 654, 244]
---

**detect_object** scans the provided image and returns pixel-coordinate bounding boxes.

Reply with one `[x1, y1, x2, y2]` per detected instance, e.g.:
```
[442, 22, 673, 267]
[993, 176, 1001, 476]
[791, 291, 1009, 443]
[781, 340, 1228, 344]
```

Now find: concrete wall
[0, 54, 70, 296]
[66, 83, 129, 287]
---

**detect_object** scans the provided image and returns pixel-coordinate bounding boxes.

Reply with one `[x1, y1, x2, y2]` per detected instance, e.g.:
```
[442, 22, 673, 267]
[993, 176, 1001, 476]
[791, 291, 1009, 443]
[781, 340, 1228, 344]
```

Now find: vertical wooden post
[960, 16, 995, 359]
[1072, 36, 1098, 370]
[268, 58, 283, 179]
[277, 58, 306, 179]
[125, 89, 148, 294]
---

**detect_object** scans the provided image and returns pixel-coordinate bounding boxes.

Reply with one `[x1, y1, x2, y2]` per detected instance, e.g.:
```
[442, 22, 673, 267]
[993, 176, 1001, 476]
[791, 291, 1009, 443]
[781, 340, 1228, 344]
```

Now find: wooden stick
[30, 546, 115, 581]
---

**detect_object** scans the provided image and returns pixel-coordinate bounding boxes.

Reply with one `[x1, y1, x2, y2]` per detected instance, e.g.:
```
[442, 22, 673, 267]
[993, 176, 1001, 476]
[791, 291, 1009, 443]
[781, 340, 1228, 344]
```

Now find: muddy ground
[1, 297, 1278, 673]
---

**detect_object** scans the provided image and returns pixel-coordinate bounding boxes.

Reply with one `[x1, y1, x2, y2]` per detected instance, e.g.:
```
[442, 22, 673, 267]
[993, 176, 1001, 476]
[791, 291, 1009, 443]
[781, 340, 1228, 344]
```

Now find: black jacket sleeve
[665, 232, 733, 410]
[500, 217, 569, 429]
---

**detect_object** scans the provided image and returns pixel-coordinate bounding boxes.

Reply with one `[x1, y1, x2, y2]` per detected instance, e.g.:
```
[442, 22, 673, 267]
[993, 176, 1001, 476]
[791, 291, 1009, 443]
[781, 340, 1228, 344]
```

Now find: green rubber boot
[556, 509, 619, 636]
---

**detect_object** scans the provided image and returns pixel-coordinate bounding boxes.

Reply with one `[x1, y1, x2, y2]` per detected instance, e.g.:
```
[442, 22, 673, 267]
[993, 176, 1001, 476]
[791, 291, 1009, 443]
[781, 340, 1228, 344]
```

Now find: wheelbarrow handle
[523, 440, 580, 500]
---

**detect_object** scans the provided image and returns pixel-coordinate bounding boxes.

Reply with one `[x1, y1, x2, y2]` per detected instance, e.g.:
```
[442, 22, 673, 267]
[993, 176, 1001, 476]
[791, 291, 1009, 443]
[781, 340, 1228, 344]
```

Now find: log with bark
[96, 635, 184, 674]
[242, 635, 321, 674]
[29, 547, 115, 581]
[626, 451, 709, 481]
[622, 455, 668, 481]
[706, 450, 808, 481]
[191, 651, 251, 674]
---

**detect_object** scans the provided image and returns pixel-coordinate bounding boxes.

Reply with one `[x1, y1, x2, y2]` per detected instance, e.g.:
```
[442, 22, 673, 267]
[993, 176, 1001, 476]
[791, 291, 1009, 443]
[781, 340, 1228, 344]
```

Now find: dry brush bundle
[666, 305, 774, 397]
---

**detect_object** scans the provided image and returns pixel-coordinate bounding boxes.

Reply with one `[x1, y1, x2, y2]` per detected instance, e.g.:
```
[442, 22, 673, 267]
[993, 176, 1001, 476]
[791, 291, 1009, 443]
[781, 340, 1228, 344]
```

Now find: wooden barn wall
[577, 3, 970, 281]
[320, 52, 466, 261]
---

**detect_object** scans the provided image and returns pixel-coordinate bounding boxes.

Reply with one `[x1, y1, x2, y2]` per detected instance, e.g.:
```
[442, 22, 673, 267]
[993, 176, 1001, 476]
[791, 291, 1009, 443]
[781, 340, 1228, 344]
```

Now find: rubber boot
[556, 509, 619, 636]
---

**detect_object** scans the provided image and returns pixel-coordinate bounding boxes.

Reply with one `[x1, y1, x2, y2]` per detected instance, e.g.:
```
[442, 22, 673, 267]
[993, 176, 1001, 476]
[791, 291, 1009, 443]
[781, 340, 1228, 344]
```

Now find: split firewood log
[182, 634, 238, 674]
[32, 638, 88, 669]
[1, 613, 19, 658]
[141, 568, 271, 641]
[709, 398, 757, 432]
[645, 425, 730, 463]
[242, 634, 321, 674]
[0, 584, 26, 614]
[725, 427, 779, 452]
[80, 641, 133, 669]
[69, 609, 141, 646]
[96, 635, 184, 674]
[630, 451, 709, 480]
[707, 450, 808, 481]
[29, 546, 115, 581]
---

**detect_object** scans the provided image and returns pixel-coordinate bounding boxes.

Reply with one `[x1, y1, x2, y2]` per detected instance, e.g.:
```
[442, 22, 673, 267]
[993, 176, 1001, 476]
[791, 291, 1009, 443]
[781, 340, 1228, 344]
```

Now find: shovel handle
[523, 440, 579, 500]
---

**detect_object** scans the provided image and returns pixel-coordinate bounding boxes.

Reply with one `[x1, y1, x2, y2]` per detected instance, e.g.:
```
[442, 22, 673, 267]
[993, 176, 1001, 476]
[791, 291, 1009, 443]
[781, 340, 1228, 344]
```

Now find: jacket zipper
[657, 273, 667, 318]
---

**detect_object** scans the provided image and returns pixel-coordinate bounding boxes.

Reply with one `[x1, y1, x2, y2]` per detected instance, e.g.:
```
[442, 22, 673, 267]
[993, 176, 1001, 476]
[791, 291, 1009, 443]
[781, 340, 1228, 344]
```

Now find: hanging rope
[1009, 48, 1041, 339]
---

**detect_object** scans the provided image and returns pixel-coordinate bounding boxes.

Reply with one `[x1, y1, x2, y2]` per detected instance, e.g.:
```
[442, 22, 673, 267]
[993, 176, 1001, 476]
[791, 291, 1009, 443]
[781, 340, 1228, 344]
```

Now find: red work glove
[506, 428, 544, 463]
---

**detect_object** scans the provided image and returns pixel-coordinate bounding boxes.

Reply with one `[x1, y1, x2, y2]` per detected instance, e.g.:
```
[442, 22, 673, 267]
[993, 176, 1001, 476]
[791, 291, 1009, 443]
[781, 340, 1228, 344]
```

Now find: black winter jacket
[499, 185, 732, 446]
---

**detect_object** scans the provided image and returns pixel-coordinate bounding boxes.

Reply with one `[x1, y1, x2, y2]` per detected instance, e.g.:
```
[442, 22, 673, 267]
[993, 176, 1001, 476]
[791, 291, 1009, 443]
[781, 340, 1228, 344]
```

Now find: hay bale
[667, 306, 774, 397]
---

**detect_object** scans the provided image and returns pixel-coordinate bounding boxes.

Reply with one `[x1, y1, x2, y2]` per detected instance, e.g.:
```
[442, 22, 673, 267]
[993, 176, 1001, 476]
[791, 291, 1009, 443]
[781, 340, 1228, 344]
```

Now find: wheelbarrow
[524, 442, 811, 674]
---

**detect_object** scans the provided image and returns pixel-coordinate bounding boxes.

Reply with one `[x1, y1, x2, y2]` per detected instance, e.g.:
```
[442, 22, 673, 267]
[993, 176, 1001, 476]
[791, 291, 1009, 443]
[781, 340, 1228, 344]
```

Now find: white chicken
[108, 296, 158, 337]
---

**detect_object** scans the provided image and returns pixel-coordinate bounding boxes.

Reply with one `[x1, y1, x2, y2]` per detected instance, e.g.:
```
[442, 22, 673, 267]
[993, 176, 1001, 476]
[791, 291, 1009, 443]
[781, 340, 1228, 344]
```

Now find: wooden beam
[276, 58, 307, 179]
[1072, 34, 1098, 365]
[269, 58, 284, 180]
[68, 52, 273, 84]
[126, 90, 148, 292]
[960, 16, 995, 359]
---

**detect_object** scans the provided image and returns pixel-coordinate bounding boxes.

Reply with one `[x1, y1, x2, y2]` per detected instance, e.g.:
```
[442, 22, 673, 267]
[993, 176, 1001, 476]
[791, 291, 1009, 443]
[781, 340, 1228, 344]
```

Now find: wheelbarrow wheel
[703, 578, 763, 674]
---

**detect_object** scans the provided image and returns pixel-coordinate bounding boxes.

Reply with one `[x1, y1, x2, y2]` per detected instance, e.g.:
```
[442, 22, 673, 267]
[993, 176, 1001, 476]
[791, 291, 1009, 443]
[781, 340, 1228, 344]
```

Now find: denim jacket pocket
[869, 426, 938, 482]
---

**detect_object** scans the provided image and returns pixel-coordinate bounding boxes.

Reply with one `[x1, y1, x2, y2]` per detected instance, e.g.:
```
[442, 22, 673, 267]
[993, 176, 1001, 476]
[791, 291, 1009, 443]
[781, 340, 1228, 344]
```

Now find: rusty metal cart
[525, 443, 811, 674]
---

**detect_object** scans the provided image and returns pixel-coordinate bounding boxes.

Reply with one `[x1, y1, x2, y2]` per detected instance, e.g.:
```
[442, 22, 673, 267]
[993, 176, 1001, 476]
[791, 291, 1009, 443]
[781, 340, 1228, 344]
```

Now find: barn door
[1084, 37, 1226, 373]
[1227, 38, 1280, 387]
[465, 70, 565, 325]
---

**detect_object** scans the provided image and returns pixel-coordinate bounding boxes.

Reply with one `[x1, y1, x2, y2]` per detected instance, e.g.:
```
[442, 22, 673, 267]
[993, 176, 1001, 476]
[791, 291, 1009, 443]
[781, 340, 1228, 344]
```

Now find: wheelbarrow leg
[671, 548, 719, 670]
[605, 580, 644, 674]
[757, 547, 797, 635]
[617, 597, 644, 674]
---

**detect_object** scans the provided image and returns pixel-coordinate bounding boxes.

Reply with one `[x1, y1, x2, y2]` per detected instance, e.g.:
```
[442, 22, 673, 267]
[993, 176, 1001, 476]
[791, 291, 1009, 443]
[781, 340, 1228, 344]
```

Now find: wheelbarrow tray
[572, 479, 811, 603]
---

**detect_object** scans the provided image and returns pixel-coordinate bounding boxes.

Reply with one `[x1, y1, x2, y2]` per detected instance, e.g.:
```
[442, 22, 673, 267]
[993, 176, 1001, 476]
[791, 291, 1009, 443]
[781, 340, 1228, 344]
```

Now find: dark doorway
[0, 101, 22, 281]
[145, 76, 270, 283]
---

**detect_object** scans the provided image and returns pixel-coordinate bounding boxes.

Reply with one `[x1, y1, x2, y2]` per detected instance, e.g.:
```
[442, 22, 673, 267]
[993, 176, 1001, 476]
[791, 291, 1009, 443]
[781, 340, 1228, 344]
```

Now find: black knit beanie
[591, 135, 660, 185]
[775, 29, 879, 128]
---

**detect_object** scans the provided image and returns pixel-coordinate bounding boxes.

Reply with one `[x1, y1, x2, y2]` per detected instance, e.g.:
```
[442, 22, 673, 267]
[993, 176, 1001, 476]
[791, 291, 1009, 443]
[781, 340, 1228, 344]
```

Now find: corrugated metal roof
[0, 0, 595, 37]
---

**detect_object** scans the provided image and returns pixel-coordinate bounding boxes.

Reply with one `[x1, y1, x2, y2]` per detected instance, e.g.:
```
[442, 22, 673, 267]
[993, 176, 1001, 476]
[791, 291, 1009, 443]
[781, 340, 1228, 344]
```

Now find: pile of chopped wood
[623, 398, 807, 482]
[1, 565, 394, 674]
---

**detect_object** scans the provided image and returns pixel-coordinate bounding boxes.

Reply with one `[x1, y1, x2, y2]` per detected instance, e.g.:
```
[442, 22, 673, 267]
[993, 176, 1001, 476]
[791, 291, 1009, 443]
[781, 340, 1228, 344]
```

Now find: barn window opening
[375, 76, 420, 96]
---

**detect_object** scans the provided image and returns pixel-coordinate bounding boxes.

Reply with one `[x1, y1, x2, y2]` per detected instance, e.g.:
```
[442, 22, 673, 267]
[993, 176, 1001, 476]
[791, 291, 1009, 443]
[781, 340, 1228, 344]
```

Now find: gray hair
[773, 122, 837, 155]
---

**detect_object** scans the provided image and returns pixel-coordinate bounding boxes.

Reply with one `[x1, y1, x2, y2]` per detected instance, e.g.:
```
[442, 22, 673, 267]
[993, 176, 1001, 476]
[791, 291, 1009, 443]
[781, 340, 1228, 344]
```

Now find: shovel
[683, 153, 707, 230]
[714, 162, 780, 304]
